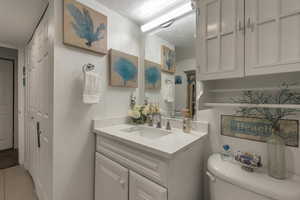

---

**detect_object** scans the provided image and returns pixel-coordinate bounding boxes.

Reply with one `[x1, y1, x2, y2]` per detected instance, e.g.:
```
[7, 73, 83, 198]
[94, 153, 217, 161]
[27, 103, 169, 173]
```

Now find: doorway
[0, 57, 18, 169]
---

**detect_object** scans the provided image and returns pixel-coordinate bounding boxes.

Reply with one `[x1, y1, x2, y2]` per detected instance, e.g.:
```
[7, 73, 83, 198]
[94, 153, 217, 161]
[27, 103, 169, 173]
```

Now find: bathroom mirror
[143, 11, 197, 119]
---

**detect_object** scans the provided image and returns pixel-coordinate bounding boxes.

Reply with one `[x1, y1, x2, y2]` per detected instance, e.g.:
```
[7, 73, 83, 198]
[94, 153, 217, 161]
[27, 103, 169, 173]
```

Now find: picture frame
[63, 0, 108, 54]
[144, 60, 161, 89]
[109, 49, 139, 88]
[161, 45, 176, 74]
[221, 115, 299, 147]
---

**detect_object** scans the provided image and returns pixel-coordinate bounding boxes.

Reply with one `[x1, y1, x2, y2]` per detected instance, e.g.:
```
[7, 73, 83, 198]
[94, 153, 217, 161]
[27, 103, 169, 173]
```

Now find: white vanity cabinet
[94, 134, 204, 200]
[130, 171, 167, 200]
[95, 153, 167, 200]
[95, 153, 129, 200]
[198, 0, 300, 80]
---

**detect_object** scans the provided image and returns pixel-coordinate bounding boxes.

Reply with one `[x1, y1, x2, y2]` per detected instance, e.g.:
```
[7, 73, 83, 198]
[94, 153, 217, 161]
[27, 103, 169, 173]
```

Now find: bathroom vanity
[93, 120, 208, 200]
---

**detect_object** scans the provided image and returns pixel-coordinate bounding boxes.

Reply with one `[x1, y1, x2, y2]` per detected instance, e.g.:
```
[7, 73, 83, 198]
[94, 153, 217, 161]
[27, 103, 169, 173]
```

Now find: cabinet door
[129, 171, 167, 200]
[198, 0, 245, 80]
[245, 0, 300, 76]
[95, 153, 128, 200]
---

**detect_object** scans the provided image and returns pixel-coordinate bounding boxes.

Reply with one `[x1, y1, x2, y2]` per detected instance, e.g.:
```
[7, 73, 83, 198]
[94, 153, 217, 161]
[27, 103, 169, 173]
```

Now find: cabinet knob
[119, 180, 125, 188]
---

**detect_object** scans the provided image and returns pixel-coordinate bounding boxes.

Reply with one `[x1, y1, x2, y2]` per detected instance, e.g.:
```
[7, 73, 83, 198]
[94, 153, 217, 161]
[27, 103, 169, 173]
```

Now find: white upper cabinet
[199, 0, 245, 80]
[245, 0, 300, 76]
[198, 0, 300, 80]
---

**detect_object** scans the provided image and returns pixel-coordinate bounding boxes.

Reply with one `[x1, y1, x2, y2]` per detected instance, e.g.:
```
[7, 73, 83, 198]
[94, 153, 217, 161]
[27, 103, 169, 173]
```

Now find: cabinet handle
[206, 171, 216, 182]
[237, 20, 244, 32]
[247, 17, 254, 32]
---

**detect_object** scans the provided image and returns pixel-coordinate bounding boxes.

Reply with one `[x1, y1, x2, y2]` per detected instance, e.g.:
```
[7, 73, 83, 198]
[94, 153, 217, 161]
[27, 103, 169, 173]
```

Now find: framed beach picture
[161, 45, 176, 74]
[64, 0, 107, 54]
[145, 60, 161, 89]
[221, 115, 299, 147]
[109, 49, 138, 88]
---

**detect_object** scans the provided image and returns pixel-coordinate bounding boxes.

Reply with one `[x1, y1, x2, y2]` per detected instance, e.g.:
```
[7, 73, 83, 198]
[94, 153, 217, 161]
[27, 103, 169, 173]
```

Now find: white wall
[144, 34, 175, 115]
[52, 0, 141, 199]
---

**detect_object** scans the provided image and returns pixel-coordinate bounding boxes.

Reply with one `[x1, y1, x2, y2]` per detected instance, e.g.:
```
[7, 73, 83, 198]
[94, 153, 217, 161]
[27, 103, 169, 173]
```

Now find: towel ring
[82, 63, 95, 73]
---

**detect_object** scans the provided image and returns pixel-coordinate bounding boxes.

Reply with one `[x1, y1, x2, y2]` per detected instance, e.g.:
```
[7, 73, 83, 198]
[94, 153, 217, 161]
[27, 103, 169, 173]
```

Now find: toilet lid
[208, 154, 300, 200]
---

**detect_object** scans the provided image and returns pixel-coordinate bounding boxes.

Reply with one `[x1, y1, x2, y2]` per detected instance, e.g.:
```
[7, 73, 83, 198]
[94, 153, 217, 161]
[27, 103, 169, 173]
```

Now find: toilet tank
[207, 154, 300, 200]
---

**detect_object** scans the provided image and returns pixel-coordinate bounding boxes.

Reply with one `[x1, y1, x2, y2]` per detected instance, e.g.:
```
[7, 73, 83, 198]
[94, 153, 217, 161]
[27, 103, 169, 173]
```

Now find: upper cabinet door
[129, 171, 167, 200]
[198, 0, 245, 80]
[245, 0, 300, 76]
[95, 153, 129, 200]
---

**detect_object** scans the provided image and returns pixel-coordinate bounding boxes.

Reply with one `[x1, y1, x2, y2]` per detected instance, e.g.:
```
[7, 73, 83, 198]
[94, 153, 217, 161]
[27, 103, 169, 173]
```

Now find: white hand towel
[163, 81, 174, 103]
[83, 71, 102, 104]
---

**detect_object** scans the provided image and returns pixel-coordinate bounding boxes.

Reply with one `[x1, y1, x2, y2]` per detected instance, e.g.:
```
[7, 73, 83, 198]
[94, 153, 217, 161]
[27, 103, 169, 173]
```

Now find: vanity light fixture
[141, 2, 194, 32]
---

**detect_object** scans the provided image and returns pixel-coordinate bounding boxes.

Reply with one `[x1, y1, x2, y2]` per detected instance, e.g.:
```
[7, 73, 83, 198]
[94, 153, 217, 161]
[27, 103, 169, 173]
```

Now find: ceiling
[96, 0, 190, 25]
[156, 12, 196, 49]
[97, 0, 195, 49]
[0, 0, 48, 48]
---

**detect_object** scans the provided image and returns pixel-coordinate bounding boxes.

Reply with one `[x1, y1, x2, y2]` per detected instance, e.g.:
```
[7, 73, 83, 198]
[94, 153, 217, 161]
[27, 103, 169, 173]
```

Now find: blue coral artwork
[175, 75, 182, 85]
[145, 60, 161, 89]
[109, 49, 138, 88]
[161, 45, 176, 74]
[64, 0, 107, 54]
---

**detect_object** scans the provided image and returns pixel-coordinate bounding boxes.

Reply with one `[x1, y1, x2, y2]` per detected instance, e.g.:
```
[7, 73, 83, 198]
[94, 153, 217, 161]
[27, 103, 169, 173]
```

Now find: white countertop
[93, 124, 208, 159]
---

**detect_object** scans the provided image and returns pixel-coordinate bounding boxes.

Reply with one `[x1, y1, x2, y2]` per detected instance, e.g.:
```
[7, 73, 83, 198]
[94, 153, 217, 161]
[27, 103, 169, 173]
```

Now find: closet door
[198, 0, 245, 80]
[95, 153, 129, 200]
[245, 0, 300, 76]
[129, 171, 167, 200]
[26, 8, 52, 200]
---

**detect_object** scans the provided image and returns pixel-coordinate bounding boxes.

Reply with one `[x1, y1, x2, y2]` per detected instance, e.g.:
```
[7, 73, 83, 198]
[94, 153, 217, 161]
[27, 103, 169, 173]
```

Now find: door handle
[37, 121, 41, 148]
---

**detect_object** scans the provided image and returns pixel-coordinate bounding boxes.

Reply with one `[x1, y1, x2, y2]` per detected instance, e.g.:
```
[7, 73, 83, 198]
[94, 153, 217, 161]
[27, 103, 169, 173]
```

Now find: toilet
[207, 153, 300, 200]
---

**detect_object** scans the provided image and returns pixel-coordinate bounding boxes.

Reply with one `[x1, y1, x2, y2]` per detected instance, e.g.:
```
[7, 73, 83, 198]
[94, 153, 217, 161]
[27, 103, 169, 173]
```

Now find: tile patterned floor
[0, 166, 37, 200]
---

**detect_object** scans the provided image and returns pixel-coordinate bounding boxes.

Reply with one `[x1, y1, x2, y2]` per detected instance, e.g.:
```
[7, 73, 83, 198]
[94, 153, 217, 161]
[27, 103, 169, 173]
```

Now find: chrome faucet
[154, 113, 162, 128]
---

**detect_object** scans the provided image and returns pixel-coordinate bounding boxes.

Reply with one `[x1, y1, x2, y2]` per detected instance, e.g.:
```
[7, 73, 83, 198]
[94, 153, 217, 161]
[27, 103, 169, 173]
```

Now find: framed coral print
[161, 45, 176, 74]
[109, 49, 138, 88]
[145, 60, 161, 89]
[64, 0, 107, 54]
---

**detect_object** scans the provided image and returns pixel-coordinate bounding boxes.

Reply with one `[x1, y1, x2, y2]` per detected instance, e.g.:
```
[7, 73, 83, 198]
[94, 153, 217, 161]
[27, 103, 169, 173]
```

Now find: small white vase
[267, 130, 286, 180]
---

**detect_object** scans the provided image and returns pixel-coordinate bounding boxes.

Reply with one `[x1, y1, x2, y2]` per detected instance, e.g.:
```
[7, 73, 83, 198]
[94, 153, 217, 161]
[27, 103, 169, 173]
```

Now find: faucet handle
[166, 120, 171, 131]
[156, 121, 162, 129]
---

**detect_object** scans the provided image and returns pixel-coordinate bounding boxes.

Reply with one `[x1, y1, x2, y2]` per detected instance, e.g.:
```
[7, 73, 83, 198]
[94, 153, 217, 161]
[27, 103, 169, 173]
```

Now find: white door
[198, 0, 245, 80]
[0, 59, 13, 150]
[129, 171, 167, 200]
[26, 8, 52, 200]
[95, 153, 129, 200]
[245, 0, 300, 76]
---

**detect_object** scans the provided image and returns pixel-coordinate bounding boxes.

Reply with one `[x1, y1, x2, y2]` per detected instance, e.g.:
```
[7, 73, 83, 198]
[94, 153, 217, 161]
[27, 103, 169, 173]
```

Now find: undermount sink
[121, 126, 171, 139]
